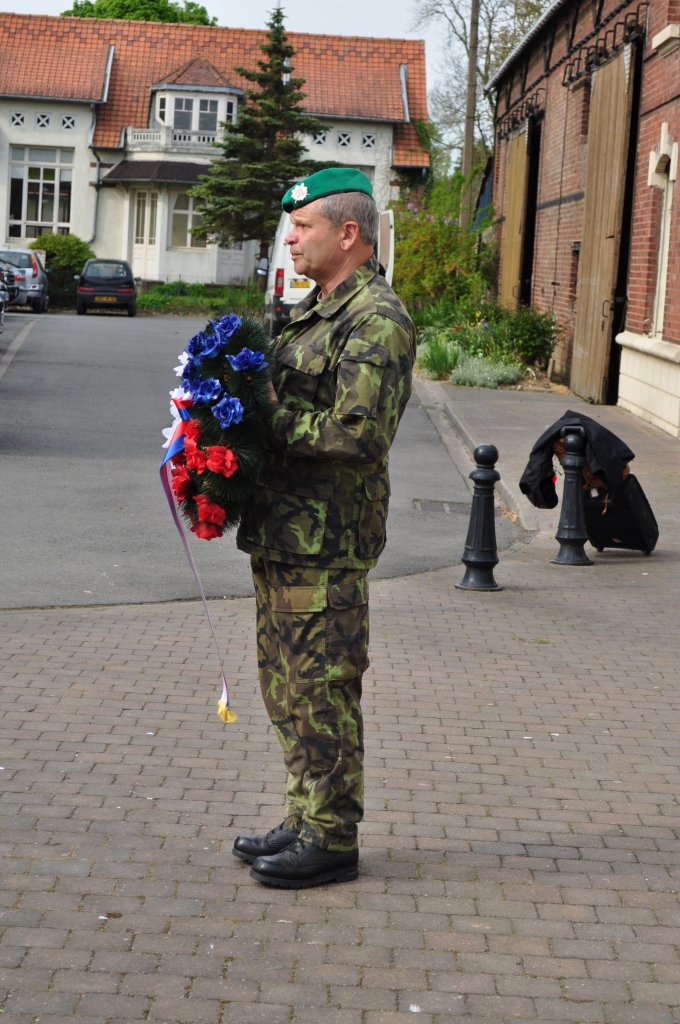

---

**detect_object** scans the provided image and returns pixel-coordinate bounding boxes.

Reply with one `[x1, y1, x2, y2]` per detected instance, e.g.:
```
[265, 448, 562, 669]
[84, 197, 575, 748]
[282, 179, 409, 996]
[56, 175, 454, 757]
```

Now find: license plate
[94, 296, 117, 303]
[290, 279, 310, 288]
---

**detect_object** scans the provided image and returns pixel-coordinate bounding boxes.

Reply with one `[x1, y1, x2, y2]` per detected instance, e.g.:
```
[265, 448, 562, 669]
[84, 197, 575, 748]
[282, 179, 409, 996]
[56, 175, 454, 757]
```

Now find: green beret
[282, 167, 374, 213]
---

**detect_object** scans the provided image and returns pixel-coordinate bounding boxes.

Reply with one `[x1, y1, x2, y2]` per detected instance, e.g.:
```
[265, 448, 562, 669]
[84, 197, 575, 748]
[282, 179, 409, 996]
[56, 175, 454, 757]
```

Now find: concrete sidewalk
[415, 380, 680, 544]
[1, 387, 680, 1024]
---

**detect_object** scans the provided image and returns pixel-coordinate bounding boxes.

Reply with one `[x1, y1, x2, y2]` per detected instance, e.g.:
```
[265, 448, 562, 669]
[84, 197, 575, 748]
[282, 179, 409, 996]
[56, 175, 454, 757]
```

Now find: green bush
[450, 355, 522, 388]
[29, 234, 95, 307]
[136, 281, 263, 315]
[392, 173, 489, 311]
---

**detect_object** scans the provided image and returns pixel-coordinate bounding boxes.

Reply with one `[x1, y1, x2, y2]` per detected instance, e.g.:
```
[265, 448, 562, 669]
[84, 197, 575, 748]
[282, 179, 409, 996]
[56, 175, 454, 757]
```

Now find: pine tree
[191, 8, 328, 269]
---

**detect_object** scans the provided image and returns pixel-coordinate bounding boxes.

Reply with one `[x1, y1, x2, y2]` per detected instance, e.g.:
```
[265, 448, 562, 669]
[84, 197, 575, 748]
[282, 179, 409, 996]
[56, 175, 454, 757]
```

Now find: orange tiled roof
[0, 14, 429, 166]
[154, 55, 234, 89]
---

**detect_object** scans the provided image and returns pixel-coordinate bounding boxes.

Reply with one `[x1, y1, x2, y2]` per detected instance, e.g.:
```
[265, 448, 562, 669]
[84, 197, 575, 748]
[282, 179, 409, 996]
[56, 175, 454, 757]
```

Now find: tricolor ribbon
[160, 398, 237, 724]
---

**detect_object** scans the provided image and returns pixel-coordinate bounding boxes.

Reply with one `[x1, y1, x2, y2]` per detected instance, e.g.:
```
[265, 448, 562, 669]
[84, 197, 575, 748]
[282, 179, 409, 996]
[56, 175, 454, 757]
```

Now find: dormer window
[226, 100, 236, 124]
[174, 98, 193, 130]
[199, 99, 218, 133]
[158, 97, 166, 123]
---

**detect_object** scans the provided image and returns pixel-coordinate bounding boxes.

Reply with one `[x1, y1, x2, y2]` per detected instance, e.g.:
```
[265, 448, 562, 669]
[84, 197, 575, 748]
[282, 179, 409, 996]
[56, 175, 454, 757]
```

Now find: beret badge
[291, 182, 309, 204]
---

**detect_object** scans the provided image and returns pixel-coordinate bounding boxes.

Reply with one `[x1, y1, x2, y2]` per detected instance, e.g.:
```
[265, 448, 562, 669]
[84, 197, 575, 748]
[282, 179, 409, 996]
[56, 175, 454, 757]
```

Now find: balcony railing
[126, 125, 222, 152]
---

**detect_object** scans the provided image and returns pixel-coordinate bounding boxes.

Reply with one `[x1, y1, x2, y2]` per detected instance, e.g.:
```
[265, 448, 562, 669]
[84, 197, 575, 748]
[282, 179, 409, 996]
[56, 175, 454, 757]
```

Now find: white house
[0, 15, 429, 284]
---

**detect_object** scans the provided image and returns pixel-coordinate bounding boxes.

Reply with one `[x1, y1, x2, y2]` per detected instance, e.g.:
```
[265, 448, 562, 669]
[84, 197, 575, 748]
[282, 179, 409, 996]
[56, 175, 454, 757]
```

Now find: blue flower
[213, 313, 242, 344]
[190, 377, 223, 405]
[185, 331, 207, 359]
[181, 358, 203, 390]
[212, 393, 244, 429]
[200, 332, 226, 360]
[226, 347, 268, 372]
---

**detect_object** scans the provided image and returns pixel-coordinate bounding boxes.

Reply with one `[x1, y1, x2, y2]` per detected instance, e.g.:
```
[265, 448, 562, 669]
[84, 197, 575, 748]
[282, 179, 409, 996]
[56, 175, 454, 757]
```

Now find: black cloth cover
[519, 409, 635, 509]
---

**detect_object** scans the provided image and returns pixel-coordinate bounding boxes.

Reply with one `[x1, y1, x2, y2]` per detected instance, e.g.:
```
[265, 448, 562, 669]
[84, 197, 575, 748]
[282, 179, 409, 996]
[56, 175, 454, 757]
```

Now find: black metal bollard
[456, 444, 503, 592]
[551, 427, 594, 566]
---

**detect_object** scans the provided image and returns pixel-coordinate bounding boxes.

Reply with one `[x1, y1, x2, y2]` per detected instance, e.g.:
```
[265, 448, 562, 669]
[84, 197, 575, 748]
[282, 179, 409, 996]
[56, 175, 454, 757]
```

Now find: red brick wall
[492, 0, 680, 385]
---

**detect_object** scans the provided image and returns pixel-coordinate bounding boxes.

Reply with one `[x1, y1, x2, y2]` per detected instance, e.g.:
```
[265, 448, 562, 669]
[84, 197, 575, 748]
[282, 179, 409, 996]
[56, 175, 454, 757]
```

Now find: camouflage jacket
[236, 255, 417, 569]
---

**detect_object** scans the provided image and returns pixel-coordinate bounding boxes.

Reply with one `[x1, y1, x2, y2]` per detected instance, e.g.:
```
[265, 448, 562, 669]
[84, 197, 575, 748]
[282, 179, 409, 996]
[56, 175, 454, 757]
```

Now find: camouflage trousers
[251, 555, 368, 852]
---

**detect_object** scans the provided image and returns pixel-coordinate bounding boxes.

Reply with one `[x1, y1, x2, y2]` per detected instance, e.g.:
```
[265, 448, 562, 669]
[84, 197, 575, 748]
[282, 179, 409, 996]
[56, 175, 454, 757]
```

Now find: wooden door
[499, 126, 529, 309]
[572, 53, 634, 402]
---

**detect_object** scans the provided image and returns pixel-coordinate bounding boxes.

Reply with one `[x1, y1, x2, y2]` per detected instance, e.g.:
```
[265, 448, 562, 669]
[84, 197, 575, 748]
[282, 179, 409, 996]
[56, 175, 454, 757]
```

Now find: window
[170, 193, 205, 248]
[61, 114, 75, 131]
[134, 191, 157, 246]
[10, 112, 24, 128]
[158, 96, 166, 123]
[8, 146, 73, 238]
[361, 132, 376, 150]
[337, 131, 352, 147]
[199, 99, 218, 133]
[36, 113, 51, 129]
[174, 98, 193, 131]
[226, 100, 236, 124]
[312, 131, 327, 146]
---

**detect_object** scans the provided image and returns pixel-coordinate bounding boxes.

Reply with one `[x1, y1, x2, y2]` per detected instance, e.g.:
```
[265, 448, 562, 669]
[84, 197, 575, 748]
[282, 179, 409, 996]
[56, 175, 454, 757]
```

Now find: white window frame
[8, 146, 74, 239]
[648, 126, 678, 337]
[36, 113, 51, 130]
[169, 192, 206, 249]
[10, 112, 25, 128]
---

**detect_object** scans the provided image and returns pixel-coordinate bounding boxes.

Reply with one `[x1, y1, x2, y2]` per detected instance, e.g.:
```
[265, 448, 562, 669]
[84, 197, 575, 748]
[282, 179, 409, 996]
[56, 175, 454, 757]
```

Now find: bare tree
[412, 0, 547, 164]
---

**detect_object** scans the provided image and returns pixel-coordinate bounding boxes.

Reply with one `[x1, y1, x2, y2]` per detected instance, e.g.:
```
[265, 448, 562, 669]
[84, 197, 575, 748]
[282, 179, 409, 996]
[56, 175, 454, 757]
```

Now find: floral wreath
[162, 313, 275, 540]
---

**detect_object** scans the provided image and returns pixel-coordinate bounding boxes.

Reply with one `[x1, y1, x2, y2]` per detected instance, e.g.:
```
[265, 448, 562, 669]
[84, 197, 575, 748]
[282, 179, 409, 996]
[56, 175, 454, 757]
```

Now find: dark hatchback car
[75, 260, 139, 316]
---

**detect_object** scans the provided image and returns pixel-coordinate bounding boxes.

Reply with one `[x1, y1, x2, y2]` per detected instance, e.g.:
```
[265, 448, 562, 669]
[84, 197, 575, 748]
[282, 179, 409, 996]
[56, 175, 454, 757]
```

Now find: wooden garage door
[499, 126, 529, 310]
[572, 52, 634, 402]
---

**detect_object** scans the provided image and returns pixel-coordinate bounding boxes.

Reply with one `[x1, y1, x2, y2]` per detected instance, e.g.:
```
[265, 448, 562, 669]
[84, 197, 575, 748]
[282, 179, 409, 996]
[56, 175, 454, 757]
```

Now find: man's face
[285, 200, 345, 283]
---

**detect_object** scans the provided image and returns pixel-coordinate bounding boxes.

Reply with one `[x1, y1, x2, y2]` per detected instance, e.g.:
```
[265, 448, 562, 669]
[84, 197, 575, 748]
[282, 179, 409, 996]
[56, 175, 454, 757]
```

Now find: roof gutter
[399, 64, 410, 122]
[485, 0, 570, 93]
[101, 43, 115, 102]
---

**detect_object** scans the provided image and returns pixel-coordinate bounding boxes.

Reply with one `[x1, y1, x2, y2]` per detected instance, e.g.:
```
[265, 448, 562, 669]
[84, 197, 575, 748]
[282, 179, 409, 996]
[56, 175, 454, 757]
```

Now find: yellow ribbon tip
[217, 700, 238, 723]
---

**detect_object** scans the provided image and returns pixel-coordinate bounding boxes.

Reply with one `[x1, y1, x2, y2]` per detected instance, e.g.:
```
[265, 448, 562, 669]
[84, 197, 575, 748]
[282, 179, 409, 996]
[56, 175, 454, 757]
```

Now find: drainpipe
[86, 106, 102, 246]
[86, 44, 115, 246]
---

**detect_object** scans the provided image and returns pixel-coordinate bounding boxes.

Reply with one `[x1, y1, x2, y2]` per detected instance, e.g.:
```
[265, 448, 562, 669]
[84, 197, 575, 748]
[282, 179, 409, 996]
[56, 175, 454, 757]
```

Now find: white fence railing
[127, 126, 220, 148]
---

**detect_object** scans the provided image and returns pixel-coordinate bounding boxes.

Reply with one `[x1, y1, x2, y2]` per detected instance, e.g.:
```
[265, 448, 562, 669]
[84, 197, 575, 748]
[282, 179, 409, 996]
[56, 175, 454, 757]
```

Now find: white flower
[161, 421, 179, 448]
[174, 352, 189, 377]
[169, 387, 189, 415]
[291, 182, 308, 203]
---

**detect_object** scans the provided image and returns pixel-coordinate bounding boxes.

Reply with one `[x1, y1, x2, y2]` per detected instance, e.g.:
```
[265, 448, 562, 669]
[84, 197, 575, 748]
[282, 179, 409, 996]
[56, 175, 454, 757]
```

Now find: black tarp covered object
[519, 409, 635, 509]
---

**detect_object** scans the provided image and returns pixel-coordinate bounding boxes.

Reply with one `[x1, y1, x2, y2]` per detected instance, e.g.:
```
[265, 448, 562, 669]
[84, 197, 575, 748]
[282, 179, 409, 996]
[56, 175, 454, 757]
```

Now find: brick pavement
[1, 395, 680, 1023]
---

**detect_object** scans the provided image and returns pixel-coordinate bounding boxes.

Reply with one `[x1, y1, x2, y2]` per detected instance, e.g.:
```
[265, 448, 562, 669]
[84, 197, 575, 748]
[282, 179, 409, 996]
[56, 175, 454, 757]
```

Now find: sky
[0, 0, 448, 98]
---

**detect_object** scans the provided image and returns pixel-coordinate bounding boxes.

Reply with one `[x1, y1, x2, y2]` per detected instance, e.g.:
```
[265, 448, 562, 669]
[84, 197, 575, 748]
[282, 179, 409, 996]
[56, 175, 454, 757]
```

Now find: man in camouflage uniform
[233, 167, 416, 888]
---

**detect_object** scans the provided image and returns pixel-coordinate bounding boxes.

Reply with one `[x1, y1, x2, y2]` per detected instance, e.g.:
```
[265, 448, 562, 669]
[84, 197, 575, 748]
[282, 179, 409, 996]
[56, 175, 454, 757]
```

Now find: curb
[414, 378, 540, 533]
[0, 317, 40, 386]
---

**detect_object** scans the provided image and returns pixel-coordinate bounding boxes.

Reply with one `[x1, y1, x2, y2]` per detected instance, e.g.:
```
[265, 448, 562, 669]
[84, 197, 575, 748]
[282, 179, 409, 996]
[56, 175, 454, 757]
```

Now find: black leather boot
[232, 822, 300, 864]
[250, 838, 359, 888]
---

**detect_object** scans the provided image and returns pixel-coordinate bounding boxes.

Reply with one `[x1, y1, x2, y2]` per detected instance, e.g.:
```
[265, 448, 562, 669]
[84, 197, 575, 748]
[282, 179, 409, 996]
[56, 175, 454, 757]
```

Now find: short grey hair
[318, 191, 379, 246]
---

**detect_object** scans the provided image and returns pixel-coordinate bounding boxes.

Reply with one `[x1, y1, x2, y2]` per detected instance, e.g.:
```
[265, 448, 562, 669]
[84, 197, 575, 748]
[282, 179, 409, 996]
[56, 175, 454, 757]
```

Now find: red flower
[171, 450, 186, 466]
[194, 493, 227, 526]
[206, 444, 239, 478]
[191, 521, 223, 540]
[171, 463, 193, 501]
[184, 418, 202, 443]
[184, 436, 208, 474]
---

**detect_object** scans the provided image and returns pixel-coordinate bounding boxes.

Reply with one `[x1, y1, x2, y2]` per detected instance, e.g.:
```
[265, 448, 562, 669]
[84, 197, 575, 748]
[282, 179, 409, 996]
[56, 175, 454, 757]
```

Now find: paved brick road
[1, 390, 679, 1024]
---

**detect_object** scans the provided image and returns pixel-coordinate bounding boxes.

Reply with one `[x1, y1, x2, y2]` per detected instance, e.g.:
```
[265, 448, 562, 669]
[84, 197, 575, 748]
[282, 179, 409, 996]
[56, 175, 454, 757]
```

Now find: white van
[263, 209, 394, 335]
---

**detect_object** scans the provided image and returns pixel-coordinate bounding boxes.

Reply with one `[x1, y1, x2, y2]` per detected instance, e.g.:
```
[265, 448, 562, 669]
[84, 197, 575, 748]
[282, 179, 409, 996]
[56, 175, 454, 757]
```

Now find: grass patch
[137, 281, 264, 316]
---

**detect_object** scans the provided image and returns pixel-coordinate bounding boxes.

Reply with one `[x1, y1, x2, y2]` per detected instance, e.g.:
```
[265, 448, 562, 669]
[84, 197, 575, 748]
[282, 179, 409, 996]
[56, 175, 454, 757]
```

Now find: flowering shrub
[392, 174, 487, 310]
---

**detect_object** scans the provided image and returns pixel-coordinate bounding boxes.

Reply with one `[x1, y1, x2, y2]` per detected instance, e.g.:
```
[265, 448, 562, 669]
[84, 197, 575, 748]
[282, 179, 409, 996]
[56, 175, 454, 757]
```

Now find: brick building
[489, 0, 680, 437]
[0, 15, 428, 285]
